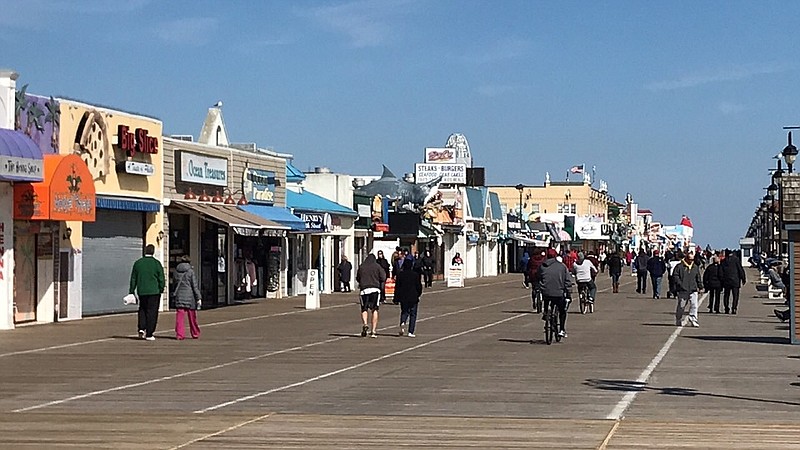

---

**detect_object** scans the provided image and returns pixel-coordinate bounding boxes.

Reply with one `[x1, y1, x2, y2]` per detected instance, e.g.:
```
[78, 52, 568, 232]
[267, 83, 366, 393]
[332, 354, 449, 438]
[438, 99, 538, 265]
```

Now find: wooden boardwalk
[1, 269, 798, 449]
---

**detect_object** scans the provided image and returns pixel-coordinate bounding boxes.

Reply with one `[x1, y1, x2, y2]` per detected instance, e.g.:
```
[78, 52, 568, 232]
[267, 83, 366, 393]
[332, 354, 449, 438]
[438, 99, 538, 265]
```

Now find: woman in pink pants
[172, 255, 202, 340]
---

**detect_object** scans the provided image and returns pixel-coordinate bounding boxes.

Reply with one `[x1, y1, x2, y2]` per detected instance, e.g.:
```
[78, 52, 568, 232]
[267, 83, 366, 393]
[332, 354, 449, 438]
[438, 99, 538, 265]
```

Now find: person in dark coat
[634, 249, 650, 294]
[172, 255, 202, 340]
[646, 249, 667, 299]
[376, 250, 391, 303]
[395, 259, 423, 337]
[356, 253, 387, 338]
[703, 255, 723, 313]
[720, 250, 746, 314]
[421, 250, 435, 288]
[337, 256, 353, 292]
[606, 251, 623, 293]
[130, 244, 165, 341]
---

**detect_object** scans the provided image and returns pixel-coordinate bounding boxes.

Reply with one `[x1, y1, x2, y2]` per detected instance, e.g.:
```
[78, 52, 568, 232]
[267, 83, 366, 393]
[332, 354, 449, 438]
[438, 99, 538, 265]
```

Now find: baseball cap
[546, 248, 558, 258]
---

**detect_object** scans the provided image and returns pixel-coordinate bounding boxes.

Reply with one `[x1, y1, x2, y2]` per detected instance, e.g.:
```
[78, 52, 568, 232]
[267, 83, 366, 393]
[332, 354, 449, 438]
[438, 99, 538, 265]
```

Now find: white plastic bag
[123, 293, 138, 305]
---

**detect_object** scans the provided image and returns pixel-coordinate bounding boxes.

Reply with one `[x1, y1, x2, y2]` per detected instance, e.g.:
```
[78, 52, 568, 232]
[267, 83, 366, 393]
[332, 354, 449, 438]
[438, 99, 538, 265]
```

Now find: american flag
[569, 164, 584, 174]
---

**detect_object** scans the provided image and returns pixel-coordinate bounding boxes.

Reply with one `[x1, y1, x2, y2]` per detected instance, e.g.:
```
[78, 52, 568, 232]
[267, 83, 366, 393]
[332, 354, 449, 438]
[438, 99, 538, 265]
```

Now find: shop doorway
[200, 221, 227, 307]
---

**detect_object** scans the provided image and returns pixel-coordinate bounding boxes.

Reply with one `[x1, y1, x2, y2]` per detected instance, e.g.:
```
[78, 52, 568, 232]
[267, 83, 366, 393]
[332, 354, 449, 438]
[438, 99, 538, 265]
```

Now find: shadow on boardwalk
[584, 378, 800, 407]
[684, 335, 790, 345]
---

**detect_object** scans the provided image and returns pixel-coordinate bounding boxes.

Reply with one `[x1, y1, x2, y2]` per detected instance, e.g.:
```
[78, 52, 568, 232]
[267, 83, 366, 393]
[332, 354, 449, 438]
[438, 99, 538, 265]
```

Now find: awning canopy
[239, 204, 307, 232]
[13, 154, 95, 221]
[287, 189, 358, 217]
[171, 201, 289, 236]
[0, 129, 44, 182]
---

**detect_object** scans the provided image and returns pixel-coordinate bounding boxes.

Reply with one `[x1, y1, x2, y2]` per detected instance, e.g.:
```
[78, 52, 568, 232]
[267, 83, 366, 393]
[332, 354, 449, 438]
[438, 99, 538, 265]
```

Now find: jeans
[723, 287, 740, 313]
[637, 273, 648, 293]
[650, 276, 663, 298]
[400, 302, 419, 334]
[137, 294, 161, 338]
[675, 291, 699, 325]
[610, 272, 621, 285]
[543, 296, 568, 332]
[175, 308, 201, 339]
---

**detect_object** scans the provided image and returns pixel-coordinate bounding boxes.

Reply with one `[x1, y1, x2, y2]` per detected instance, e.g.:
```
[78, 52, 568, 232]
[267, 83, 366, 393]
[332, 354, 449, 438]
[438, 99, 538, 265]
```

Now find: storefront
[56, 100, 165, 316]
[162, 137, 290, 304]
[286, 188, 357, 295]
[13, 153, 96, 321]
[0, 128, 45, 329]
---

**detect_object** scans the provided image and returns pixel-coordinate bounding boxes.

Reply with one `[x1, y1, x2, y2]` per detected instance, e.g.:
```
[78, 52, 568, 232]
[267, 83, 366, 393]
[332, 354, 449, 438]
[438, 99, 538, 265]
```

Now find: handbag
[122, 293, 137, 305]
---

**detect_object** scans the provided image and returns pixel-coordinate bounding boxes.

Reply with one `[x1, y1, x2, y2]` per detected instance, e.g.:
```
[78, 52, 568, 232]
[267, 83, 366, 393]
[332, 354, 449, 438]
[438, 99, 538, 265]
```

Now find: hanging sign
[243, 168, 276, 205]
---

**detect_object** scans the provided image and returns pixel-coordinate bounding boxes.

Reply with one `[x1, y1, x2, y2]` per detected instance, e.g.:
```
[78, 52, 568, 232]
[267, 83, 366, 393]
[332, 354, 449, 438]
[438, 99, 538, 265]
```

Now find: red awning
[13, 154, 96, 221]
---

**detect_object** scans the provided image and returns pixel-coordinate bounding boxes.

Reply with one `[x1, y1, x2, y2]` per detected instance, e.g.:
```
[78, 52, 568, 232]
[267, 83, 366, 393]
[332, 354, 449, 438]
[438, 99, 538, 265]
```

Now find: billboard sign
[424, 147, 456, 163]
[415, 163, 466, 184]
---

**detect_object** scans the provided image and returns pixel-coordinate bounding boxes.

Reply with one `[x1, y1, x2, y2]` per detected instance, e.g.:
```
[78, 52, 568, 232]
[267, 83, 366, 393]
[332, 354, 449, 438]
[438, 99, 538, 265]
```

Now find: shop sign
[447, 265, 464, 287]
[1, 156, 44, 182]
[415, 163, 467, 184]
[118, 125, 158, 157]
[177, 151, 227, 187]
[424, 147, 456, 164]
[0, 185, 10, 282]
[243, 168, 276, 205]
[301, 213, 329, 232]
[305, 269, 320, 309]
[116, 161, 155, 176]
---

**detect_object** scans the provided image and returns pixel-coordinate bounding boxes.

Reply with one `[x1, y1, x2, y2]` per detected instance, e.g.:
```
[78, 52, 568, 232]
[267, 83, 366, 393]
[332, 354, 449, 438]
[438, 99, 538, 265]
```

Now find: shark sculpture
[355, 166, 442, 212]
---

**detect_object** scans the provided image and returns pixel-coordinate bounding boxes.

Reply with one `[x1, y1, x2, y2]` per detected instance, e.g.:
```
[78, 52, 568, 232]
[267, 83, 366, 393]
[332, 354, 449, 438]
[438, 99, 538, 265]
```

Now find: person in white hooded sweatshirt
[572, 252, 598, 303]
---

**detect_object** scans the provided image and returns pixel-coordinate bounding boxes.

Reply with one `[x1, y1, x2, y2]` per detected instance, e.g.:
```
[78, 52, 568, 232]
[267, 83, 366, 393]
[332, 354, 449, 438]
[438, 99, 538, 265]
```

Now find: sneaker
[558, 330, 567, 338]
[407, 333, 416, 338]
[145, 336, 156, 341]
[369, 332, 377, 338]
[138, 330, 145, 339]
[399, 323, 406, 336]
[361, 325, 369, 337]
[774, 309, 789, 322]
[689, 321, 700, 328]
[523, 281, 530, 289]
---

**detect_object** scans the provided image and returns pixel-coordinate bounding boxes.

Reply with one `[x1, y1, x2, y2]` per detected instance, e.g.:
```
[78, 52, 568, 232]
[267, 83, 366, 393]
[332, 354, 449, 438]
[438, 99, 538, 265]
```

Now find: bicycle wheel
[579, 290, 588, 315]
[553, 311, 562, 343]
[544, 308, 553, 345]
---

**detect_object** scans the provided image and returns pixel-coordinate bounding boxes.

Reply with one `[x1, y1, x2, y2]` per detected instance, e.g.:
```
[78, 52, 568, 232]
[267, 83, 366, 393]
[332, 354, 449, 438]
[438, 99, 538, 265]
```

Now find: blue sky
[3, 0, 799, 248]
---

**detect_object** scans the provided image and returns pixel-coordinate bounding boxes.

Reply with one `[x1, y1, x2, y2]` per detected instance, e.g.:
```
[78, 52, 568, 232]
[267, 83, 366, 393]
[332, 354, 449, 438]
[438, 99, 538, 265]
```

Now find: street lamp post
[764, 193, 775, 255]
[515, 184, 525, 220]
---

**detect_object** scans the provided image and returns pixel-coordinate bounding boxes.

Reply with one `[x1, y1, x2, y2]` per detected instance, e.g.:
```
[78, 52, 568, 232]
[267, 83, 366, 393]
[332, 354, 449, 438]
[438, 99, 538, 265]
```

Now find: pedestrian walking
[646, 249, 667, 299]
[672, 249, 703, 327]
[607, 251, 623, 293]
[421, 250, 435, 288]
[703, 255, 723, 313]
[395, 259, 423, 337]
[337, 255, 353, 292]
[521, 251, 531, 288]
[129, 244, 165, 341]
[598, 250, 607, 273]
[634, 249, 649, 294]
[720, 249, 746, 314]
[376, 250, 391, 303]
[356, 253, 387, 338]
[172, 255, 201, 340]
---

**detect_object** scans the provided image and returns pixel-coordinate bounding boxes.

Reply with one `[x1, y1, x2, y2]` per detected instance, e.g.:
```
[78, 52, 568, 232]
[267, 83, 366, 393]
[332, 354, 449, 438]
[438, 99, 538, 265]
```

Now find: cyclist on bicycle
[527, 249, 546, 309]
[538, 248, 572, 338]
[572, 252, 598, 303]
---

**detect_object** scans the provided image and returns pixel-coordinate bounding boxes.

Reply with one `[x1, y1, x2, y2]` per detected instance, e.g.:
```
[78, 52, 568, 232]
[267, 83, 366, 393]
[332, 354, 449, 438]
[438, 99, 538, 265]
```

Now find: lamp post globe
[783, 132, 798, 173]
[767, 183, 779, 198]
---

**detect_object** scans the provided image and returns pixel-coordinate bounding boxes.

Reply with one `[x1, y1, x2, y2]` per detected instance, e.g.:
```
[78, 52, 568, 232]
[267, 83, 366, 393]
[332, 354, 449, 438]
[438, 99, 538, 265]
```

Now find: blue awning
[286, 161, 306, 183]
[96, 196, 161, 212]
[0, 129, 44, 182]
[286, 189, 358, 217]
[239, 204, 307, 231]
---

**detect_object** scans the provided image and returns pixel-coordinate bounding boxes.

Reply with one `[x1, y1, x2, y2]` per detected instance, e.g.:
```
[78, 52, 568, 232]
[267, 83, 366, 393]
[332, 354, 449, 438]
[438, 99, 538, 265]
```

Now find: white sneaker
[407, 333, 415, 338]
[370, 333, 377, 338]
[689, 321, 700, 328]
[399, 323, 405, 336]
[558, 330, 567, 338]
[145, 336, 155, 341]
[138, 330, 145, 339]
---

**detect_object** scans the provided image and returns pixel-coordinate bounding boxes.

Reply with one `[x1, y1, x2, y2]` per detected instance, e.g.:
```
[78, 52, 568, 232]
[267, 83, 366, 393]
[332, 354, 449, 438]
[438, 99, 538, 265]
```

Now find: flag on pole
[569, 164, 584, 174]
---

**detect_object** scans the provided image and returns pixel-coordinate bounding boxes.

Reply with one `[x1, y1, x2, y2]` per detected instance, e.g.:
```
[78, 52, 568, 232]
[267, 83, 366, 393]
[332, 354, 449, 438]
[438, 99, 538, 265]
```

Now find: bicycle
[578, 282, 594, 315]
[543, 298, 562, 345]
[531, 287, 543, 314]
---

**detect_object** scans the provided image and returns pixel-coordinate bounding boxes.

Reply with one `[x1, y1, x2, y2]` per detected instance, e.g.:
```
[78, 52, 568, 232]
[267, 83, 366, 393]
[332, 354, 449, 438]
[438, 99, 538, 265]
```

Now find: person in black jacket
[337, 255, 353, 292]
[421, 250, 435, 288]
[634, 249, 650, 294]
[646, 249, 667, 299]
[720, 250, 746, 314]
[376, 250, 391, 304]
[703, 255, 724, 313]
[395, 259, 423, 337]
[606, 251, 623, 293]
